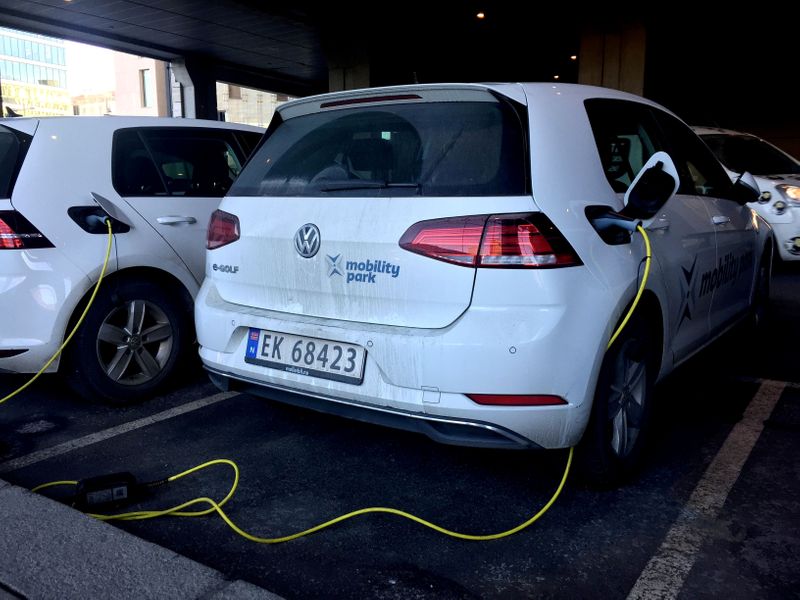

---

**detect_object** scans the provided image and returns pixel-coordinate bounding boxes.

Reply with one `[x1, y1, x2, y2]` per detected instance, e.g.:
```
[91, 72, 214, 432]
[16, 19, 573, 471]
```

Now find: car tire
[578, 312, 656, 487]
[63, 279, 190, 405]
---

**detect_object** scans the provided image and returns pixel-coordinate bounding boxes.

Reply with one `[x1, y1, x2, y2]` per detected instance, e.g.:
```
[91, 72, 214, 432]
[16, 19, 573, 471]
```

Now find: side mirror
[730, 171, 761, 205]
[621, 151, 680, 223]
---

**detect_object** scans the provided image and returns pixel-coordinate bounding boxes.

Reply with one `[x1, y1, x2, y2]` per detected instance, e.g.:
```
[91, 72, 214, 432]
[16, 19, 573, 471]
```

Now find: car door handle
[156, 216, 197, 225]
[648, 218, 670, 231]
[712, 215, 731, 226]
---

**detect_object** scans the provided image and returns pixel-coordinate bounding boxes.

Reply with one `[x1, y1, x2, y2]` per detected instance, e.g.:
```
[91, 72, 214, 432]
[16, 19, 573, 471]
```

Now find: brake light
[207, 209, 240, 250]
[0, 211, 53, 249]
[399, 213, 581, 268]
[467, 394, 567, 406]
[398, 215, 488, 266]
[320, 94, 421, 109]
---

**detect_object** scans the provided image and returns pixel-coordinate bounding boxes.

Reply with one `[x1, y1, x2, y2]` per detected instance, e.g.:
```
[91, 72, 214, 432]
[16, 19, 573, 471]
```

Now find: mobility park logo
[327, 254, 401, 284]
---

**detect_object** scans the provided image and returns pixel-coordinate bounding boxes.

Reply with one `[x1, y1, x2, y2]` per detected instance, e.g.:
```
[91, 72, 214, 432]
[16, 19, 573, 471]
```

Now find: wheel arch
[610, 289, 664, 379]
[63, 266, 195, 356]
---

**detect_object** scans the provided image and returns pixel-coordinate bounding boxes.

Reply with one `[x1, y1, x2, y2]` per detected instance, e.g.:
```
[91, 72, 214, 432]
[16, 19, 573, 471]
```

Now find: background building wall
[113, 53, 168, 116]
[216, 82, 291, 127]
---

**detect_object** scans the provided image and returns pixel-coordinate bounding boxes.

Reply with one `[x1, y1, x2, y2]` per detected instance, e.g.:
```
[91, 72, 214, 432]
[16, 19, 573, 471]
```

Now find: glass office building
[0, 27, 71, 116]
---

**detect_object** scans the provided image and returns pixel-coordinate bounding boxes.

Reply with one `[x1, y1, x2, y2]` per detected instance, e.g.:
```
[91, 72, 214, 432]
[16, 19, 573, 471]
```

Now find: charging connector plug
[586, 205, 642, 245]
[67, 206, 130, 234]
[84, 214, 108, 228]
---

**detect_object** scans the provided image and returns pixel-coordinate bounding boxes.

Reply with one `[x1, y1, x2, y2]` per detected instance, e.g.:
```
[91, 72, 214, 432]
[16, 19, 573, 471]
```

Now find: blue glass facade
[0, 27, 67, 88]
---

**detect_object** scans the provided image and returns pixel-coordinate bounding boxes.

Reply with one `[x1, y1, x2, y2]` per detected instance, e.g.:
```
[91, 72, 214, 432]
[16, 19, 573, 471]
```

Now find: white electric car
[694, 126, 800, 262]
[0, 116, 263, 403]
[196, 83, 770, 483]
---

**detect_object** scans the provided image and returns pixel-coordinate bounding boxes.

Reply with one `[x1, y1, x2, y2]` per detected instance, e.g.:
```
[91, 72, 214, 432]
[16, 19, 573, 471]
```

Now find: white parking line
[627, 378, 786, 600]
[0, 391, 238, 474]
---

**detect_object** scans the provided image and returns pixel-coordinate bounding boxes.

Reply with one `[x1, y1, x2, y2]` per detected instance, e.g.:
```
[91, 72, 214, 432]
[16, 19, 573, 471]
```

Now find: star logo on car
[677, 256, 697, 329]
[327, 254, 343, 277]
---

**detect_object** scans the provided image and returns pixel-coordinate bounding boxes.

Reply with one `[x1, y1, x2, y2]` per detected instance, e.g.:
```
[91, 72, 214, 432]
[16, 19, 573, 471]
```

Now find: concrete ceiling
[0, 0, 329, 95]
[0, 1, 796, 150]
[0, 1, 590, 95]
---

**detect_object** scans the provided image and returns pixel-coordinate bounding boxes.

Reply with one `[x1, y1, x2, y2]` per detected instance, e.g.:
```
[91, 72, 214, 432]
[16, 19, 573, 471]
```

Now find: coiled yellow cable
[34, 451, 572, 543]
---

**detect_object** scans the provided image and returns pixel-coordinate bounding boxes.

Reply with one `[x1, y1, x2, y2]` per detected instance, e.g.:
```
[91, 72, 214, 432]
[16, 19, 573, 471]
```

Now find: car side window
[651, 111, 734, 199]
[112, 128, 251, 198]
[0, 126, 32, 199]
[112, 130, 168, 196]
[584, 99, 665, 193]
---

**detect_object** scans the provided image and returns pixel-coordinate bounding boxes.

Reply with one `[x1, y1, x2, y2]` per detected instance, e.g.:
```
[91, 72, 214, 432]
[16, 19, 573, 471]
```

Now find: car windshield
[230, 99, 528, 197]
[701, 134, 800, 176]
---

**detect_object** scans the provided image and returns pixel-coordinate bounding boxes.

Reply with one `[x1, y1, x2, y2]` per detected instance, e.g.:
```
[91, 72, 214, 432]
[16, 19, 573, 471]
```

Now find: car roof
[0, 115, 264, 133]
[277, 82, 678, 120]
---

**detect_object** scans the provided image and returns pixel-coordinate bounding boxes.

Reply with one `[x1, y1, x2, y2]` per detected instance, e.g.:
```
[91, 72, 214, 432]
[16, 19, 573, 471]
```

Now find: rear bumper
[0, 249, 90, 373]
[205, 367, 540, 449]
[196, 266, 619, 449]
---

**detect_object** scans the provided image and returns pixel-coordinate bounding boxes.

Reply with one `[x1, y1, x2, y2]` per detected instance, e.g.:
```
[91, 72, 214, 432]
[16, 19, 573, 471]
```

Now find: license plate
[244, 328, 366, 385]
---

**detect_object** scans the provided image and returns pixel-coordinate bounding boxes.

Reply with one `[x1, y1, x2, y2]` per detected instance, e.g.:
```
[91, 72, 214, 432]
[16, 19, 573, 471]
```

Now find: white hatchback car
[0, 116, 262, 403]
[694, 126, 800, 262]
[196, 83, 770, 483]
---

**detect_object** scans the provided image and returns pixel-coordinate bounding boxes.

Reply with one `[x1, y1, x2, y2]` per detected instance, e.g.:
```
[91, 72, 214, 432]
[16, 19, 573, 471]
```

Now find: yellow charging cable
[30, 225, 652, 543]
[33, 451, 571, 543]
[1, 219, 113, 406]
[607, 225, 651, 350]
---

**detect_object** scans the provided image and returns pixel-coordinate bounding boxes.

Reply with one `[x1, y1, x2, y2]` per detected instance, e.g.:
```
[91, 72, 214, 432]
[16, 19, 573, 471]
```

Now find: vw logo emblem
[294, 223, 321, 258]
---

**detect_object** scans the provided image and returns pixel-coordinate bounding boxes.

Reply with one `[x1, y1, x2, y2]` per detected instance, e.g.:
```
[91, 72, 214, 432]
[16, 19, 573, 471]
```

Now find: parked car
[0, 116, 263, 403]
[195, 83, 769, 484]
[694, 126, 800, 262]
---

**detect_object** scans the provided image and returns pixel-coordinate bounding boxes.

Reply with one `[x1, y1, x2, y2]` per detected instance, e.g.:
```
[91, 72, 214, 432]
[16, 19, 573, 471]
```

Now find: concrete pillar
[328, 61, 370, 92]
[578, 22, 646, 95]
[170, 57, 219, 120]
[322, 22, 370, 92]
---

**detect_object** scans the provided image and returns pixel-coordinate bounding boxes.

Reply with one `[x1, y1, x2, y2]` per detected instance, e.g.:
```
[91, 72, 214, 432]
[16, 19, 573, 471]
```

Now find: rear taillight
[0, 210, 53, 249]
[467, 394, 567, 406]
[207, 209, 240, 250]
[399, 213, 581, 268]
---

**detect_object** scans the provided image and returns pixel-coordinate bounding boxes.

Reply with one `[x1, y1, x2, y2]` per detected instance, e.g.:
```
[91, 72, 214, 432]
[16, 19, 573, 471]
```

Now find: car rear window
[230, 99, 528, 197]
[0, 125, 33, 199]
[701, 134, 800, 176]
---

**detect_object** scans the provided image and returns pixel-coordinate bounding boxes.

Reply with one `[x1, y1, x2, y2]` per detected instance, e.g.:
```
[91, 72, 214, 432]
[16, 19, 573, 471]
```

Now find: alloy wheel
[95, 299, 174, 386]
[606, 339, 647, 458]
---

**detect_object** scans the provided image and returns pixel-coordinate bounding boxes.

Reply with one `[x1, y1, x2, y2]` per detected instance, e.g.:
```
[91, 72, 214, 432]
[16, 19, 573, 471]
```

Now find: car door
[585, 100, 717, 363]
[654, 112, 757, 335]
[112, 127, 258, 285]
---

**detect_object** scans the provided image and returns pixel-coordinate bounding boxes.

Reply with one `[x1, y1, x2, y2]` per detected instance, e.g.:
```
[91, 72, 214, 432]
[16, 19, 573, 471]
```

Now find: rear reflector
[399, 213, 581, 268]
[0, 210, 53, 249]
[467, 394, 567, 406]
[207, 209, 240, 250]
